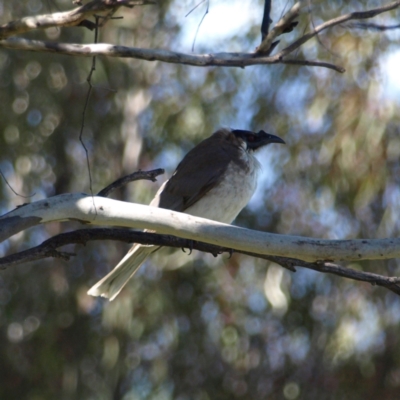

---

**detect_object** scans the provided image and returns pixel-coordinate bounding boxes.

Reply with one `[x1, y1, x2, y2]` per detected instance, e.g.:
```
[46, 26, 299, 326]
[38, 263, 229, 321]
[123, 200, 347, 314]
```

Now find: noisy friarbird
[88, 128, 285, 300]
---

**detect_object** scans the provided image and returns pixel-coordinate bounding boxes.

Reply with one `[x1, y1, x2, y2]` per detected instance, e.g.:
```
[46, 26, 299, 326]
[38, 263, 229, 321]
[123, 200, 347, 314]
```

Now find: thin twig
[274, 0, 400, 59]
[185, 0, 207, 17]
[0, 168, 36, 198]
[97, 168, 165, 197]
[280, 58, 345, 73]
[191, 0, 209, 52]
[298, 261, 400, 296]
[79, 16, 100, 210]
[306, 0, 339, 59]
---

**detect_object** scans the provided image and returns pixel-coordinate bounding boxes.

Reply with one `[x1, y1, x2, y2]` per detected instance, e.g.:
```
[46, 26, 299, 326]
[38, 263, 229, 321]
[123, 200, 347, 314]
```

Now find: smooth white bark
[1, 193, 399, 263]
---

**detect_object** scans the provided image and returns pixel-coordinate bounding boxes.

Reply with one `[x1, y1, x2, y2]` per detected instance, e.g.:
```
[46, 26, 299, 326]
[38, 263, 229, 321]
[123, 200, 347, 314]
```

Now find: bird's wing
[152, 133, 239, 211]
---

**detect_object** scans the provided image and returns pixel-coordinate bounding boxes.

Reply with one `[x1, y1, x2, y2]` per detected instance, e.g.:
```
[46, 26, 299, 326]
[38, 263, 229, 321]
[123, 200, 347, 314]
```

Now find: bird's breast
[184, 151, 260, 224]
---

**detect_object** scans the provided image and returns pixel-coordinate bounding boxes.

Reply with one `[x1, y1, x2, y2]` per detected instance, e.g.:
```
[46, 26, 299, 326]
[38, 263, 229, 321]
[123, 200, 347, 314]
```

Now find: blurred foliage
[1, 0, 400, 399]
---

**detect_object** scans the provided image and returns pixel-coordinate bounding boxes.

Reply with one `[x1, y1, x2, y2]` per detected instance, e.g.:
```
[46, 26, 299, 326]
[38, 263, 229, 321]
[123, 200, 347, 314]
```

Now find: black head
[232, 129, 285, 151]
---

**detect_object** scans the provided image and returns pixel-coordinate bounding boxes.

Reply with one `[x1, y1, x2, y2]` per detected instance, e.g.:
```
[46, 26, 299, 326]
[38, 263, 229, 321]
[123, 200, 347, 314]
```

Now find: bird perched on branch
[88, 128, 285, 300]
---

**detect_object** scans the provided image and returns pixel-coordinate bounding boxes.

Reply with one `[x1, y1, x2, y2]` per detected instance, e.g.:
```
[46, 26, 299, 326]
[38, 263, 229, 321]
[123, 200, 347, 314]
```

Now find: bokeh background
[1, 0, 400, 399]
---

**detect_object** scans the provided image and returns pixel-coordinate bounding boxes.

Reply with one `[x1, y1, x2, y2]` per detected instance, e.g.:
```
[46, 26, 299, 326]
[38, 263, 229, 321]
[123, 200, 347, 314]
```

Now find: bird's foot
[182, 240, 195, 255]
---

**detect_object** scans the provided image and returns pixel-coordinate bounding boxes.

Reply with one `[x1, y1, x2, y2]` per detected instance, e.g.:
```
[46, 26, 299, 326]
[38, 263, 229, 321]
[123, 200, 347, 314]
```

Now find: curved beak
[246, 130, 285, 150]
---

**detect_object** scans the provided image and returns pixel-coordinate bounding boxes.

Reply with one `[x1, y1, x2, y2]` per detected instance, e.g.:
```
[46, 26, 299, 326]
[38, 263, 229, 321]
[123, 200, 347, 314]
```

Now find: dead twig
[97, 168, 165, 197]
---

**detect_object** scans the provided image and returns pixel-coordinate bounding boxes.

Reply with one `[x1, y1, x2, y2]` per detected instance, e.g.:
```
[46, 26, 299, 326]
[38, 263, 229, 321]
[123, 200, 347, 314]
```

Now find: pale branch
[97, 168, 165, 197]
[0, 0, 398, 73]
[1, 228, 400, 296]
[2, 193, 400, 264]
[0, 0, 155, 39]
[0, 38, 344, 72]
[257, 1, 304, 54]
[274, 0, 400, 60]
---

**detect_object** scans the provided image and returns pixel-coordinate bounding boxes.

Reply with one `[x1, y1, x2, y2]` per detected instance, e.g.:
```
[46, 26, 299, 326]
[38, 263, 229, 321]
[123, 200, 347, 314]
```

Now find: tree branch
[0, 38, 344, 72]
[97, 168, 164, 197]
[298, 260, 400, 296]
[2, 228, 399, 296]
[0, 228, 283, 268]
[274, 0, 400, 60]
[2, 193, 400, 263]
[1, 168, 400, 295]
[0, 0, 398, 73]
[257, 1, 304, 54]
[279, 58, 345, 73]
[0, 0, 155, 39]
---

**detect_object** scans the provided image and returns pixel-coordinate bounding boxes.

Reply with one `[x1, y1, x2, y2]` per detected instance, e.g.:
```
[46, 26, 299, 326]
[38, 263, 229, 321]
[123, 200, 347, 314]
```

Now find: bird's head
[232, 129, 285, 151]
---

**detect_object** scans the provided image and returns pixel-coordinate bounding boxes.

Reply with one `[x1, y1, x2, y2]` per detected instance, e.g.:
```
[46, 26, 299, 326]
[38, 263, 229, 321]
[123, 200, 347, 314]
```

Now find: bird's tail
[87, 244, 158, 301]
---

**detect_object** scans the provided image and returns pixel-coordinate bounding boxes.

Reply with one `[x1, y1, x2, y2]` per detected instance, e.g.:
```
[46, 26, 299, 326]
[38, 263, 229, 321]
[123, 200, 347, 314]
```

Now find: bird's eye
[246, 134, 255, 142]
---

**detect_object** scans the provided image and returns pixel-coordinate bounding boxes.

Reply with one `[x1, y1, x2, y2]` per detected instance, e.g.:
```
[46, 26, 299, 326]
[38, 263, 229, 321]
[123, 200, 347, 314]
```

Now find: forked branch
[0, 0, 399, 72]
[1, 168, 400, 296]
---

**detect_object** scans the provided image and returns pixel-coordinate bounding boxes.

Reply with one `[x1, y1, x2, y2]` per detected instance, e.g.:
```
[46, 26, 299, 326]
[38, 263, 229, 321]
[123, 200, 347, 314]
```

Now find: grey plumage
[88, 128, 284, 300]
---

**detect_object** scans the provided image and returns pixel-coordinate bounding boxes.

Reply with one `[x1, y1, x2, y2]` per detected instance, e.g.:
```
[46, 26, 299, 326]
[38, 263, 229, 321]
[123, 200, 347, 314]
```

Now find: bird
[88, 128, 285, 300]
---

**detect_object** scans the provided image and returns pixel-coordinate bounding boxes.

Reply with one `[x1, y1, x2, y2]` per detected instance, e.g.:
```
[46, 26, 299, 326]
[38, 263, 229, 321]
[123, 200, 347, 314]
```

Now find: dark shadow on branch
[348, 22, 400, 31]
[2, 228, 400, 297]
[261, 0, 272, 40]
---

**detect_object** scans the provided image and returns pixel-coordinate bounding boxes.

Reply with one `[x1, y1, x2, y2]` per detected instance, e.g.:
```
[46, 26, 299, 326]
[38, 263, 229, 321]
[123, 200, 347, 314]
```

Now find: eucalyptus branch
[1, 169, 400, 296]
[2, 228, 400, 296]
[0, 0, 155, 39]
[0, 0, 398, 73]
[2, 193, 400, 263]
[274, 0, 400, 59]
[0, 38, 344, 72]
